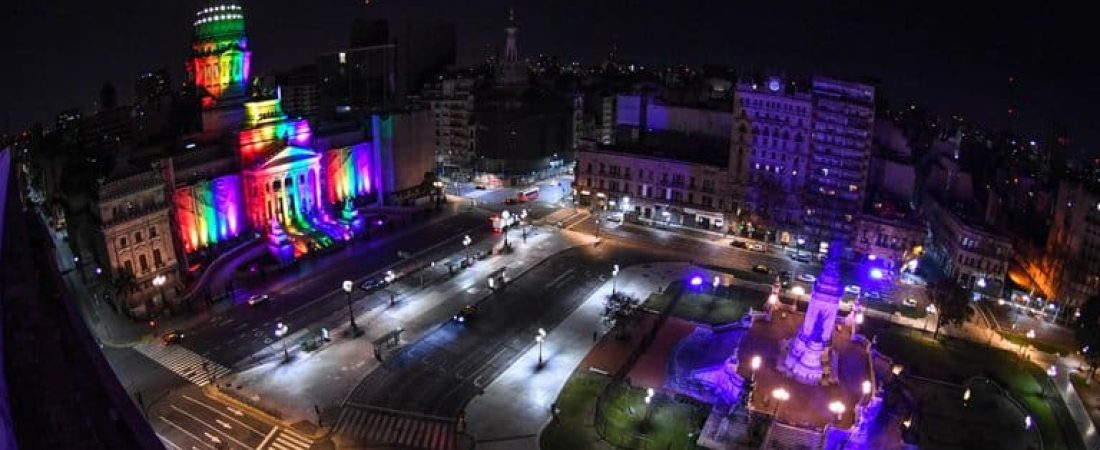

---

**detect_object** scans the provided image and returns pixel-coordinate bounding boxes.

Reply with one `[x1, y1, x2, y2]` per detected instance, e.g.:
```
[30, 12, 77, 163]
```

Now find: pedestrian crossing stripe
[135, 342, 231, 386]
[335, 406, 457, 450]
[265, 428, 313, 450]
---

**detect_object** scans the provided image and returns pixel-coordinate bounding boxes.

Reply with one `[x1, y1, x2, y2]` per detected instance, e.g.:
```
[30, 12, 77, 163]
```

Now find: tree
[602, 292, 640, 339]
[1076, 297, 1100, 384]
[928, 280, 973, 339]
[112, 268, 140, 314]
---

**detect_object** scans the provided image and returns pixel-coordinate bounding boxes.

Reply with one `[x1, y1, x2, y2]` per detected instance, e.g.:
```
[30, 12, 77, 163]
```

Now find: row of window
[586, 162, 716, 190]
[121, 248, 166, 277]
[118, 226, 159, 249]
[585, 177, 723, 210]
[739, 97, 809, 115]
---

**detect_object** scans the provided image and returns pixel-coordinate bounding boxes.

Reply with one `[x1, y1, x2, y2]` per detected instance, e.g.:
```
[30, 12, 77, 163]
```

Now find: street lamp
[1047, 364, 1058, 378]
[521, 209, 529, 242]
[828, 400, 846, 422]
[342, 280, 361, 335]
[536, 328, 547, 367]
[713, 276, 720, 293]
[924, 304, 937, 331]
[275, 322, 290, 362]
[152, 274, 167, 310]
[861, 380, 872, 403]
[750, 355, 762, 382]
[644, 387, 656, 422]
[1023, 328, 1036, 357]
[771, 388, 790, 420]
[612, 264, 620, 295]
[796, 237, 805, 257]
[463, 235, 472, 262]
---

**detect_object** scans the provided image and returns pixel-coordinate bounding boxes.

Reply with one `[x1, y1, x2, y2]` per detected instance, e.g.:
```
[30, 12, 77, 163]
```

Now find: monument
[781, 244, 845, 384]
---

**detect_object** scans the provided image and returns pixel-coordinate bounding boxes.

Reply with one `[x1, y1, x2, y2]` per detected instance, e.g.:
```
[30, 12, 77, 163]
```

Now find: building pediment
[257, 146, 320, 170]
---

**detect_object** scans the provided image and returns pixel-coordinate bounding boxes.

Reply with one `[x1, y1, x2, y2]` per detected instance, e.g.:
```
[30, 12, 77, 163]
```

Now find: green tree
[112, 268, 140, 313]
[928, 280, 973, 339]
[1076, 297, 1100, 384]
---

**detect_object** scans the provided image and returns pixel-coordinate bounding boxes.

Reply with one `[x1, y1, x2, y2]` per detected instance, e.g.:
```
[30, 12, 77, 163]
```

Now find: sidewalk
[215, 225, 594, 426]
[464, 262, 695, 450]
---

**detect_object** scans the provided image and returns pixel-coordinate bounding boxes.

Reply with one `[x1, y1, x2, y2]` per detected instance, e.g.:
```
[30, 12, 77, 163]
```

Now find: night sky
[1, 1, 1095, 150]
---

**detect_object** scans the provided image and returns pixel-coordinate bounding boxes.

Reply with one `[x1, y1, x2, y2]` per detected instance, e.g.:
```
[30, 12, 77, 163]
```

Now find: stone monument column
[782, 244, 844, 384]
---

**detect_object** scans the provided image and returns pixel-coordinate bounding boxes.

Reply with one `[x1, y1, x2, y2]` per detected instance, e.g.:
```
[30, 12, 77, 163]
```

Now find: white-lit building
[424, 76, 477, 181]
[925, 194, 1012, 297]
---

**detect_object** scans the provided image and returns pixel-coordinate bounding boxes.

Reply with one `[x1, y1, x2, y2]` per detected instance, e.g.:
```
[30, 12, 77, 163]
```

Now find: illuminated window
[849, 184, 858, 192]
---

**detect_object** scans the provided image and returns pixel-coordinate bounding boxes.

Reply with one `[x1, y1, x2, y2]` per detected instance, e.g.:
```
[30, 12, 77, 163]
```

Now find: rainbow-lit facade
[173, 1, 379, 263]
[188, 1, 251, 105]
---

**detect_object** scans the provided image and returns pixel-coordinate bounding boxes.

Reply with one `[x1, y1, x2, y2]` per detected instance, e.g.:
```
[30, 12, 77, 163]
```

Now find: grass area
[999, 331, 1076, 356]
[643, 283, 765, 325]
[864, 319, 1084, 450]
[540, 371, 609, 450]
[541, 372, 707, 450]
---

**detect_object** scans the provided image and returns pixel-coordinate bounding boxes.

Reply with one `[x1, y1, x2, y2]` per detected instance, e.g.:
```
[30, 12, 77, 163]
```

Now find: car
[797, 273, 817, 283]
[902, 298, 918, 307]
[748, 243, 766, 252]
[730, 240, 748, 249]
[792, 253, 812, 263]
[360, 278, 388, 292]
[475, 185, 486, 190]
[247, 294, 270, 306]
[161, 331, 185, 345]
[752, 264, 772, 274]
[606, 214, 623, 223]
[864, 290, 884, 301]
[453, 305, 478, 323]
[844, 284, 862, 295]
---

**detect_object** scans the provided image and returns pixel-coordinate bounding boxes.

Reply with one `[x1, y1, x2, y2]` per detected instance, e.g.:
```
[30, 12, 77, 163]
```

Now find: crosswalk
[335, 405, 458, 450]
[264, 428, 314, 450]
[135, 342, 231, 386]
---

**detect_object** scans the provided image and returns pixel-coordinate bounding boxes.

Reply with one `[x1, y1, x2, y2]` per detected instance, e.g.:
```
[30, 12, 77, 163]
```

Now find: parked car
[475, 185, 486, 190]
[730, 240, 748, 249]
[162, 331, 185, 345]
[453, 305, 478, 323]
[844, 284, 862, 295]
[797, 273, 817, 283]
[475, 250, 490, 260]
[748, 243, 766, 252]
[792, 253, 811, 263]
[247, 294, 270, 306]
[864, 290, 884, 301]
[606, 214, 623, 223]
[752, 264, 772, 274]
[902, 298, 918, 307]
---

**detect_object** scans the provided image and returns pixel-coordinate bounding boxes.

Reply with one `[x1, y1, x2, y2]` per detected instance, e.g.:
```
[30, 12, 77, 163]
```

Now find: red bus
[517, 187, 539, 203]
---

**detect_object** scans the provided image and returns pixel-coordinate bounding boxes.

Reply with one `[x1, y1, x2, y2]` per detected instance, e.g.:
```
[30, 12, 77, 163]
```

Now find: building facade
[730, 76, 813, 246]
[424, 76, 477, 181]
[925, 195, 1012, 297]
[1031, 180, 1100, 308]
[804, 77, 875, 253]
[94, 166, 179, 317]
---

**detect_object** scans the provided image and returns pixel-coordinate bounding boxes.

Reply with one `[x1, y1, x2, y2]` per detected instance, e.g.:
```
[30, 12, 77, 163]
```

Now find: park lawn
[999, 331, 1076, 356]
[541, 372, 707, 450]
[865, 319, 1083, 450]
[644, 285, 764, 325]
[540, 371, 609, 450]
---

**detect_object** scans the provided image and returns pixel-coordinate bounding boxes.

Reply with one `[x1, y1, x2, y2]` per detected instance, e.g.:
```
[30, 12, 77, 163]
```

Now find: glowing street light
[274, 322, 290, 362]
[870, 268, 884, 280]
[861, 380, 872, 403]
[342, 280, 360, 335]
[536, 328, 547, 367]
[963, 387, 971, 405]
[611, 264, 620, 295]
[690, 275, 703, 287]
[1025, 415, 1033, 430]
[828, 400, 846, 422]
[771, 387, 790, 419]
[750, 355, 762, 382]
[1047, 365, 1058, 378]
[713, 275, 720, 291]
[892, 365, 904, 376]
[153, 274, 168, 308]
[462, 235, 472, 261]
[791, 285, 806, 296]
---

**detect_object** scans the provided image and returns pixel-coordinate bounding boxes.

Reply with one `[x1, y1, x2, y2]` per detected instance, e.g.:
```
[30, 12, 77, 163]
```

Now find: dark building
[134, 69, 172, 106]
[317, 44, 399, 116]
[275, 65, 320, 119]
[348, 17, 457, 98]
[472, 11, 574, 186]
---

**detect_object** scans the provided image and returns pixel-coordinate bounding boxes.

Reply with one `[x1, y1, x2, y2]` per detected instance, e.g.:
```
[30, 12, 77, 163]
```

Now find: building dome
[193, 1, 246, 42]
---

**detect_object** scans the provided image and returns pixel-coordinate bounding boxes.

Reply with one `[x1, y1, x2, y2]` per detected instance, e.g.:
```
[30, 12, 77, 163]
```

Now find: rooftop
[590, 130, 729, 168]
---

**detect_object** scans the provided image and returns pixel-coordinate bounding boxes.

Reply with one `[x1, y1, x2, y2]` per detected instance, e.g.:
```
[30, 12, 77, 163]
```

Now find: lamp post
[924, 304, 937, 331]
[612, 264, 620, 296]
[275, 322, 290, 362]
[1023, 328, 1036, 357]
[536, 328, 547, 367]
[644, 388, 656, 423]
[828, 401, 846, 423]
[750, 355, 762, 383]
[521, 209, 529, 243]
[152, 274, 167, 313]
[771, 388, 790, 420]
[342, 280, 360, 336]
[462, 235, 472, 262]
[713, 276, 720, 293]
[796, 237, 805, 257]
[385, 271, 397, 305]
[861, 380, 872, 404]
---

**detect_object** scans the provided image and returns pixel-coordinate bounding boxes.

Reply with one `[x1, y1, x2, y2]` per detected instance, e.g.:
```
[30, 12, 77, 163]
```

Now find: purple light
[690, 276, 703, 286]
[870, 268, 884, 280]
[376, 220, 384, 226]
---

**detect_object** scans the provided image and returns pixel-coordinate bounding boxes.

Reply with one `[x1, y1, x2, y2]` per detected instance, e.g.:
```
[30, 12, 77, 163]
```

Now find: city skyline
[1, 1, 1093, 151]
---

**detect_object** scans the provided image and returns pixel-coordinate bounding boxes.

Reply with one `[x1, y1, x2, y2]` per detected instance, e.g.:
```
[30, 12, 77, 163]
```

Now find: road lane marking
[215, 419, 232, 429]
[170, 405, 252, 449]
[257, 428, 278, 449]
[159, 415, 214, 450]
[157, 432, 184, 450]
[227, 406, 245, 416]
[202, 432, 222, 445]
[182, 394, 268, 436]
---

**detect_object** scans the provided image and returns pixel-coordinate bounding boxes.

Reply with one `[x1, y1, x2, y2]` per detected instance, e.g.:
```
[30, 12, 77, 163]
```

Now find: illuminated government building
[96, 1, 432, 317]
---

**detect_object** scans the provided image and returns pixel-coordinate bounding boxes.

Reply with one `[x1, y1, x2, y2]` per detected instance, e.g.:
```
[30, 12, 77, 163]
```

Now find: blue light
[870, 268, 884, 280]
[690, 276, 703, 287]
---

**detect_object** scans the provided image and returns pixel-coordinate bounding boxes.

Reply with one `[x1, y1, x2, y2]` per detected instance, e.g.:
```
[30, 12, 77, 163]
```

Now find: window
[119, 237, 128, 248]
[135, 231, 144, 244]
[154, 248, 163, 268]
[124, 260, 133, 274]
[149, 226, 158, 238]
[139, 254, 150, 274]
